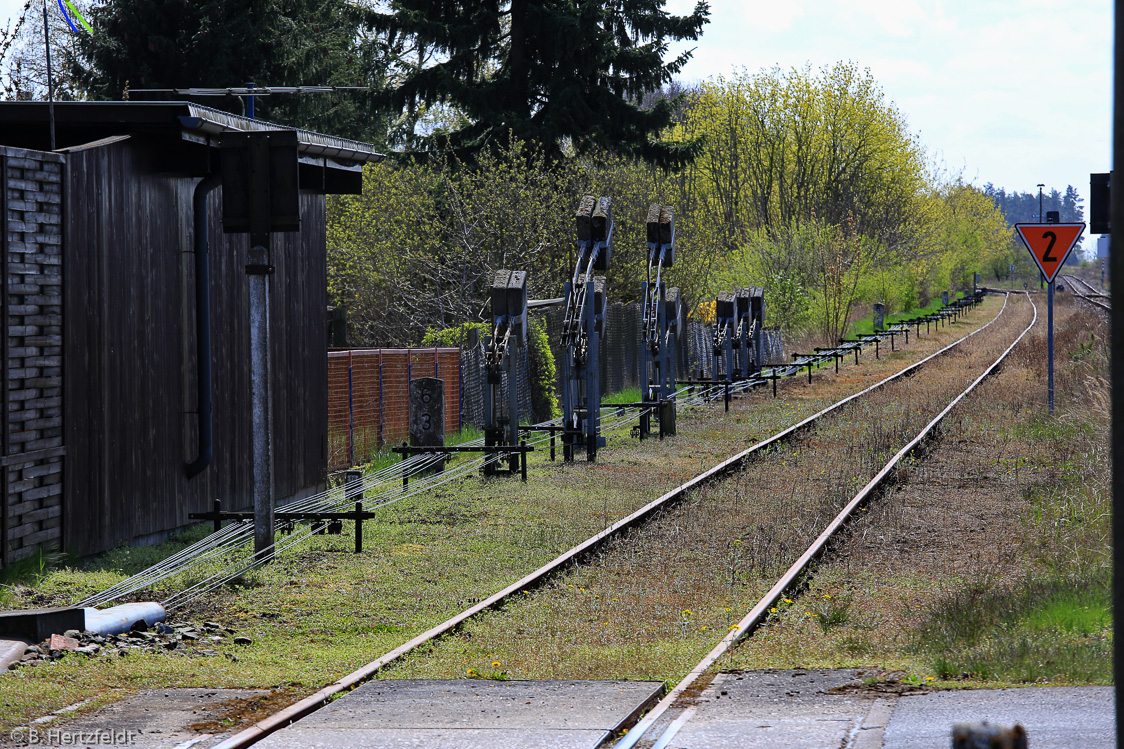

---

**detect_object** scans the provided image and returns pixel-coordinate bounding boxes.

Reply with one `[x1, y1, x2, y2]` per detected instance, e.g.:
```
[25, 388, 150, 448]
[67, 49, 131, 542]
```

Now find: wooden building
[0, 102, 383, 565]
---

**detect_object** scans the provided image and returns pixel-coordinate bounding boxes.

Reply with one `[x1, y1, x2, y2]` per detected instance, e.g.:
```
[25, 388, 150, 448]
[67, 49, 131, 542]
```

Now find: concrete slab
[655, 669, 882, 749]
[254, 679, 664, 749]
[1, 688, 271, 749]
[882, 686, 1114, 749]
[259, 728, 612, 749]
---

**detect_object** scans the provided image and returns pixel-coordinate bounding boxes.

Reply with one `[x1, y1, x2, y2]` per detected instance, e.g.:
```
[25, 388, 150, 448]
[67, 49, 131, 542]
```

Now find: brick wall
[2, 147, 65, 568]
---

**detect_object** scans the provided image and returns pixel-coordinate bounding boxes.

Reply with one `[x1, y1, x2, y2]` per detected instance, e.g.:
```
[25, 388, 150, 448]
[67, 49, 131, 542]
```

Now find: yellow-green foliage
[678, 63, 1010, 342]
[327, 63, 1014, 347]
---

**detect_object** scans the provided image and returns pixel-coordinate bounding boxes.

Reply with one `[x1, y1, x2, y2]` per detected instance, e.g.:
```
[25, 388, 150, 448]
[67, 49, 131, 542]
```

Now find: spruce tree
[368, 0, 710, 167]
[72, 0, 388, 144]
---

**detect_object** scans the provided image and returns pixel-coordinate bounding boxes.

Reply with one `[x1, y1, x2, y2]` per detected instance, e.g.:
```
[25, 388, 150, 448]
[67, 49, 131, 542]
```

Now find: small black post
[875, 339, 879, 359]
[835, 354, 839, 374]
[213, 499, 222, 533]
[550, 432, 556, 461]
[344, 468, 362, 552]
[772, 373, 777, 398]
[520, 440, 528, 482]
[890, 332, 895, 352]
[807, 362, 813, 384]
[724, 381, 730, 412]
[658, 402, 665, 440]
[401, 441, 409, 489]
[354, 501, 364, 553]
[904, 329, 909, 344]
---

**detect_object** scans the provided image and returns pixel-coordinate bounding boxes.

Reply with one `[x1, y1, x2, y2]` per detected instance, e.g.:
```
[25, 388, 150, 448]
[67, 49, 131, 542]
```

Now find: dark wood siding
[64, 137, 326, 557]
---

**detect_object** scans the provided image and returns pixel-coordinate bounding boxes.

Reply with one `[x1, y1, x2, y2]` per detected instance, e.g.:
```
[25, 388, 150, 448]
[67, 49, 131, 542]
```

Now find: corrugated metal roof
[0, 101, 385, 165]
[177, 103, 385, 164]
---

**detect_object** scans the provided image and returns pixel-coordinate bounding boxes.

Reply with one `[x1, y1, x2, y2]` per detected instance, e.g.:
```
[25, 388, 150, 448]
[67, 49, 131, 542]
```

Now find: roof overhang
[0, 101, 385, 194]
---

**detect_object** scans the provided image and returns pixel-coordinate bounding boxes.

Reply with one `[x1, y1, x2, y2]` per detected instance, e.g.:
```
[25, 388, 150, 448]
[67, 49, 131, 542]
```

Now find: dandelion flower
[769, 607, 776, 613]
[783, 599, 793, 604]
[492, 661, 501, 668]
[467, 669, 475, 676]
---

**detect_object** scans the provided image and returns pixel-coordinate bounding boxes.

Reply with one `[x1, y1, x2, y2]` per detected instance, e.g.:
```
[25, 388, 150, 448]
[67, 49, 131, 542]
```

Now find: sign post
[221, 131, 301, 563]
[1014, 222, 1086, 414]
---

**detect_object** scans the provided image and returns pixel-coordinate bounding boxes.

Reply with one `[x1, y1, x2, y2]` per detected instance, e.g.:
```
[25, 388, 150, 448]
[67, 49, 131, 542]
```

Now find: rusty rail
[212, 294, 1011, 749]
[614, 292, 1037, 749]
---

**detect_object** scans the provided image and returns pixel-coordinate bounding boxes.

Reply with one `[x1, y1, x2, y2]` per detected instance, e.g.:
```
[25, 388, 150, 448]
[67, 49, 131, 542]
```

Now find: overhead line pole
[1112, 1, 1122, 745]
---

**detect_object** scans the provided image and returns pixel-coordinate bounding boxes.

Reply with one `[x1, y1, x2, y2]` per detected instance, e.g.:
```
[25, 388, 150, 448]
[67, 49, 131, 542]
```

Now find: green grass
[0, 390, 806, 731]
[602, 387, 642, 405]
[916, 572, 1112, 684]
[848, 293, 964, 338]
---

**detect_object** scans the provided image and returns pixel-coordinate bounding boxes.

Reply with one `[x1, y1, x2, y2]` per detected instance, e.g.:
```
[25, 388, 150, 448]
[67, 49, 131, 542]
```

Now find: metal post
[377, 360, 384, 448]
[347, 351, 354, 467]
[213, 499, 222, 534]
[507, 348, 519, 472]
[42, 0, 55, 151]
[1110, 3, 1124, 733]
[246, 81, 255, 119]
[249, 245, 274, 562]
[401, 441, 409, 488]
[354, 501, 363, 553]
[724, 381, 730, 412]
[345, 469, 362, 553]
[520, 439, 527, 482]
[1047, 280, 1055, 414]
[586, 279, 600, 462]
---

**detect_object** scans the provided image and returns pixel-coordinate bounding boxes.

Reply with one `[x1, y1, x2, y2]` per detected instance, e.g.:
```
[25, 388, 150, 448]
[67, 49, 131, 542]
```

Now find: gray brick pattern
[3, 147, 64, 567]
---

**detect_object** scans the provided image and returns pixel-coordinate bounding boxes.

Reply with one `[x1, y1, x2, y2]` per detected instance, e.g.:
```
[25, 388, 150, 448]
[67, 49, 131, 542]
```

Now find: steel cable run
[614, 292, 1037, 749]
[210, 293, 1014, 749]
[79, 299, 975, 609]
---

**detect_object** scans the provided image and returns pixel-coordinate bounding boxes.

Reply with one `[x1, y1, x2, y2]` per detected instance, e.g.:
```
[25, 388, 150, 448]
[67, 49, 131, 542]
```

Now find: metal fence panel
[327, 348, 461, 470]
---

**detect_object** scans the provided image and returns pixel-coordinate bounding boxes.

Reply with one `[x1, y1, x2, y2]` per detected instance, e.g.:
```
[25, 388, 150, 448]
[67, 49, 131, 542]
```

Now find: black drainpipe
[186, 173, 221, 478]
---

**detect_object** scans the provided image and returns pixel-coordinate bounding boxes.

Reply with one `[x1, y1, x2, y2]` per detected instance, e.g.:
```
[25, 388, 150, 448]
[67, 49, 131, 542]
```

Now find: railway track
[79, 294, 979, 613]
[613, 291, 1037, 748]
[212, 292, 1022, 749]
[1060, 273, 1110, 312]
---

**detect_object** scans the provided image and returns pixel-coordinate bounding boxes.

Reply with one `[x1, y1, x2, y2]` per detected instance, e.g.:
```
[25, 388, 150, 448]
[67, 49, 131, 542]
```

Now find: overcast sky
[664, 0, 1113, 204]
[2, 0, 1113, 206]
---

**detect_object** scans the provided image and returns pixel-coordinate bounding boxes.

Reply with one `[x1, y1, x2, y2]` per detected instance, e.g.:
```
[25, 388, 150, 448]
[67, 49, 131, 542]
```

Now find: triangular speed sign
[1014, 223, 1086, 283]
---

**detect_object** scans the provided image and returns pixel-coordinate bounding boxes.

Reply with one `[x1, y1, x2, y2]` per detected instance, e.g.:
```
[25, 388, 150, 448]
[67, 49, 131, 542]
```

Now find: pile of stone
[9, 620, 252, 670]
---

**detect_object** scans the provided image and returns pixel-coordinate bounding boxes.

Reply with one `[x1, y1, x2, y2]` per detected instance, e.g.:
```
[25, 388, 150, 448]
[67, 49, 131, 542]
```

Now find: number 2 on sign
[1042, 231, 1057, 262]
